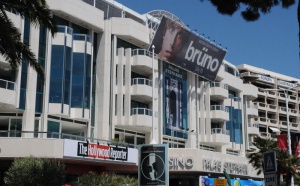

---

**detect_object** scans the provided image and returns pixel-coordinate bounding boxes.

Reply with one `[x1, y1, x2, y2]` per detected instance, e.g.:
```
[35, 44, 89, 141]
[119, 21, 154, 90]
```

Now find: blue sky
[116, 0, 299, 78]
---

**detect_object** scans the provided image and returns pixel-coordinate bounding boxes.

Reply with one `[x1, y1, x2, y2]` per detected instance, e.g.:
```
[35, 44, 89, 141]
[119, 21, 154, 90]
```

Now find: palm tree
[247, 136, 300, 185]
[0, 0, 57, 80]
[247, 136, 277, 175]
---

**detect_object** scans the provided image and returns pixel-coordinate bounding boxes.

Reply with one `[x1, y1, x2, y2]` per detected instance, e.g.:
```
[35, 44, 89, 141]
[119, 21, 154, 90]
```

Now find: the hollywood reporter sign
[77, 142, 128, 161]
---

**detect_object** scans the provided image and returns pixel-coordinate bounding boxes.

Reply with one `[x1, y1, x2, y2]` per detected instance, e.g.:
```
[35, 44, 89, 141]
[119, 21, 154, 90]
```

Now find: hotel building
[0, 0, 294, 185]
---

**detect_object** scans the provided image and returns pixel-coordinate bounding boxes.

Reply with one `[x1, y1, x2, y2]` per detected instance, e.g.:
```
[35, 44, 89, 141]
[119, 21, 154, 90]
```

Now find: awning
[269, 127, 280, 133]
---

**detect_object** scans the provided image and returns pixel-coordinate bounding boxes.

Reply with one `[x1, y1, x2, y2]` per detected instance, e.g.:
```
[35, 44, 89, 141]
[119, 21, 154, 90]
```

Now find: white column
[22, 26, 39, 137]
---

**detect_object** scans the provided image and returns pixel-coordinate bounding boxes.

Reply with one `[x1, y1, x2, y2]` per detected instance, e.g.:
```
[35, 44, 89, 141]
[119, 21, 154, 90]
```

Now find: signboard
[278, 80, 297, 89]
[258, 75, 275, 84]
[264, 173, 277, 186]
[214, 179, 226, 186]
[200, 177, 264, 186]
[63, 140, 137, 164]
[263, 151, 277, 173]
[138, 144, 169, 186]
[151, 16, 227, 81]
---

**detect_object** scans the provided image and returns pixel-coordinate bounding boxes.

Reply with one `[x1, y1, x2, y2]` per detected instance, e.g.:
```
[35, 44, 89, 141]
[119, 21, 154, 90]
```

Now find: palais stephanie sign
[203, 159, 248, 175]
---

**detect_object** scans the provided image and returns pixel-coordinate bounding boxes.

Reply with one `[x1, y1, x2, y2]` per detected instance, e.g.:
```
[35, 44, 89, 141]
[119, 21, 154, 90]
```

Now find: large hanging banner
[151, 16, 227, 81]
[163, 63, 187, 138]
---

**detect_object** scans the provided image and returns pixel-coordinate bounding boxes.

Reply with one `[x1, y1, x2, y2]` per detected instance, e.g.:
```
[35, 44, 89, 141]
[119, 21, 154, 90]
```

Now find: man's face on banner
[159, 21, 185, 62]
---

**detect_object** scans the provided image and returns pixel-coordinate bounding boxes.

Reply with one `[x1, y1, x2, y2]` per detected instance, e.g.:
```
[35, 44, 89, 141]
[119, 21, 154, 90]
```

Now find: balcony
[210, 128, 230, 145]
[111, 17, 149, 47]
[279, 106, 287, 114]
[0, 79, 16, 107]
[248, 123, 259, 135]
[291, 122, 299, 129]
[259, 132, 271, 139]
[253, 117, 268, 125]
[289, 108, 298, 116]
[210, 82, 228, 100]
[268, 104, 277, 112]
[132, 49, 158, 75]
[268, 118, 278, 126]
[48, 0, 104, 32]
[267, 91, 277, 99]
[278, 92, 286, 101]
[257, 102, 267, 110]
[210, 105, 229, 122]
[289, 95, 297, 103]
[246, 102, 258, 117]
[131, 108, 152, 131]
[243, 83, 258, 100]
[131, 78, 152, 102]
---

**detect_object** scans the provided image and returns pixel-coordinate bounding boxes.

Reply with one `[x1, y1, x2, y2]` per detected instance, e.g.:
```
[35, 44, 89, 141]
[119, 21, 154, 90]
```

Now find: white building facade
[1, 0, 289, 185]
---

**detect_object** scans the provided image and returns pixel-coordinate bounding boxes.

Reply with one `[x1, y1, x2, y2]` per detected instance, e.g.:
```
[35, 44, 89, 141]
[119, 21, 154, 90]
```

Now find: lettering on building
[77, 142, 128, 161]
[202, 159, 248, 176]
[278, 80, 296, 89]
[259, 75, 274, 83]
[169, 157, 193, 170]
[203, 159, 221, 172]
[224, 162, 248, 175]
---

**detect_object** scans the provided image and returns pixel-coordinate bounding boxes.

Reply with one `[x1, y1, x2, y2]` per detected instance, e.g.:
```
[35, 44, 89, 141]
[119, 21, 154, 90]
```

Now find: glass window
[10, 119, 22, 137]
[34, 120, 39, 138]
[47, 120, 60, 138]
[125, 135, 134, 144]
[51, 45, 64, 69]
[35, 92, 43, 113]
[19, 89, 26, 110]
[49, 78, 63, 103]
[71, 84, 83, 108]
[137, 137, 145, 145]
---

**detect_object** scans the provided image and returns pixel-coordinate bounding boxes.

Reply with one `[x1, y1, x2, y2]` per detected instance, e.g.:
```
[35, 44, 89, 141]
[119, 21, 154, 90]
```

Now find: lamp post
[264, 87, 297, 186]
[150, 45, 156, 144]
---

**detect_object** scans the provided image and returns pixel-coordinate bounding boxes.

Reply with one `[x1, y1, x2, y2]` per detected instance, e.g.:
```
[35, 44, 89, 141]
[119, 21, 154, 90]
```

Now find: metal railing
[0, 79, 15, 90]
[132, 49, 158, 59]
[211, 128, 229, 135]
[131, 78, 152, 86]
[248, 123, 259, 128]
[210, 105, 229, 112]
[0, 130, 135, 148]
[210, 82, 228, 90]
[131, 108, 152, 116]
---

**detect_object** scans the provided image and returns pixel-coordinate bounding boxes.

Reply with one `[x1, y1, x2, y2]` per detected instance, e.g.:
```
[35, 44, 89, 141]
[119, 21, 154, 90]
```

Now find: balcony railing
[0, 79, 15, 90]
[268, 104, 277, 110]
[259, 132, 271, 138]
[131, 78, 152, 86]
[210, 82, 228, 90]
[132, 49, 158, 59]
[247, 102, 258, 109]
[248, 123, 259, 128]
[131, 108, 152, 116]
[210, 105, 229, 112]
[211, 128, 229, 135]
[0, 130, 136, 148]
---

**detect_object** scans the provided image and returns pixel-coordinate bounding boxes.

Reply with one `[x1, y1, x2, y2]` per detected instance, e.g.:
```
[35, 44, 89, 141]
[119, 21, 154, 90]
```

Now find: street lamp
[263, 86, 298, 186]
[150, 45, 156, 144]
